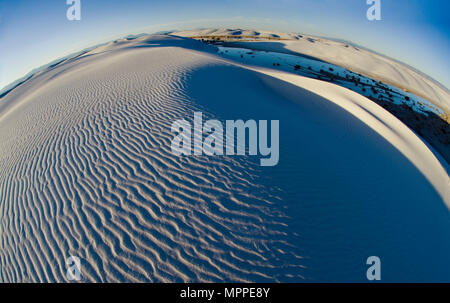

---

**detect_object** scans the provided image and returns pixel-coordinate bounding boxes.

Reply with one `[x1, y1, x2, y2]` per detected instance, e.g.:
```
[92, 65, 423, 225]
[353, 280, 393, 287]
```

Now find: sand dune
[0, 35, 449, 282]
[174, 29, 450, 113]
[173, 28, 298, 40]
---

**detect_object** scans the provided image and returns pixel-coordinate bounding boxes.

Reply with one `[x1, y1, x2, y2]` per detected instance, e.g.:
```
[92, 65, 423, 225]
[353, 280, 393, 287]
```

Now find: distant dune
[173, 28, 450, 114]
[0, 35, 449, 282]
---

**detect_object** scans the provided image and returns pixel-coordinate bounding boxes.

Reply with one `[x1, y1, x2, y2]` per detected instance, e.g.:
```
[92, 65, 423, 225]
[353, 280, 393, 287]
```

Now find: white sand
[0, 35, 449, 282]
[174, 29, 450, 113]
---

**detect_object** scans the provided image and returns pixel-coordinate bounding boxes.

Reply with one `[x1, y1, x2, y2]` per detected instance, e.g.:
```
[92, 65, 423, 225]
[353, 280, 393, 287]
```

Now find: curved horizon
[1, 0, 449, 92]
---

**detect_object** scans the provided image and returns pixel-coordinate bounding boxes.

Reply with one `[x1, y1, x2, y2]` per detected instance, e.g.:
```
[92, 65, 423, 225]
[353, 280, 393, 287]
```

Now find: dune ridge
[0, 39, 305, 282]
[1, 35, 449, 282]
[173, 28, 450, 113]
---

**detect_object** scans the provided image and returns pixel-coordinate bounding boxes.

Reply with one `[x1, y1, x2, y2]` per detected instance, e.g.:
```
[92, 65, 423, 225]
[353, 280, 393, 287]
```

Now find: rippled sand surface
[0, 35, 449, 282]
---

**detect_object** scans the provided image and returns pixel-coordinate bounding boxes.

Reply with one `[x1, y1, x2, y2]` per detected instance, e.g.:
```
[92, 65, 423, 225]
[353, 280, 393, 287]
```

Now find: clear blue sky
[1, 0, 449, 90]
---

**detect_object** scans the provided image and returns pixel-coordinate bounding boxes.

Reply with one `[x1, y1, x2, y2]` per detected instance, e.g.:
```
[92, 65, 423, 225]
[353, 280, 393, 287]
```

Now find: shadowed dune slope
[174, 29, 450, 112]
[0, 36, 449, 282]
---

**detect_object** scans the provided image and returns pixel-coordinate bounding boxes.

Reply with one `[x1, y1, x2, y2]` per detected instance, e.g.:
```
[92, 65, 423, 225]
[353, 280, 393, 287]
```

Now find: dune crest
[0, 35, 449, 282]
[174, 29, 450, 113]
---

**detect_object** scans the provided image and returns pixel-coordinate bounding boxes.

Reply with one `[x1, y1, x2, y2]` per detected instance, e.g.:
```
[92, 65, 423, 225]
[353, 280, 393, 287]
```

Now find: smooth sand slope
[0, 35, 449, 282]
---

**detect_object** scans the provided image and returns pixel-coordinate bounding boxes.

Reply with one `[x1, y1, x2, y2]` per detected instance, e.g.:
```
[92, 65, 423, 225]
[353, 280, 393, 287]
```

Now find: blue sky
[1, 0, 449, 90]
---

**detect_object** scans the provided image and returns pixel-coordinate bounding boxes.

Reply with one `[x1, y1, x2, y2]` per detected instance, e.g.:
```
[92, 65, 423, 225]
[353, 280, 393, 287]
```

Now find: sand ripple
[0, 36, 449, 282]
[0, 43, 304, 282]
